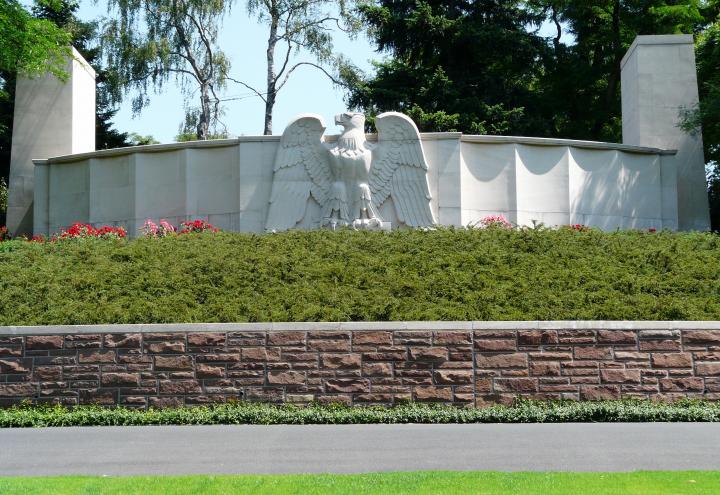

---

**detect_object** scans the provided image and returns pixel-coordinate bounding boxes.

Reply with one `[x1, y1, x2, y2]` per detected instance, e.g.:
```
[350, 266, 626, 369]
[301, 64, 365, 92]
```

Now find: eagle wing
[265, 114, 333, 231]
[369, 112, 436, 227]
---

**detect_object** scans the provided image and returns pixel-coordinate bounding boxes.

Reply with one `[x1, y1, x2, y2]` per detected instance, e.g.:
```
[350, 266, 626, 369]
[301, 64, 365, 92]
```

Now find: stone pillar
[7, 47, 96, 236]
[621, 34, 710, 231]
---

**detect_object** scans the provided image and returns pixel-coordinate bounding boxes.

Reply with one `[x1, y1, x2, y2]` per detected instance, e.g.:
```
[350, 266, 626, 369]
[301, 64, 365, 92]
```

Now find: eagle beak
[334, 114, 343, 126]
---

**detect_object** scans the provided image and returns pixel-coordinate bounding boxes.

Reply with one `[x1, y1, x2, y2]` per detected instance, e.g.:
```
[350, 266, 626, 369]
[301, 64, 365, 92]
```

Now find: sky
[74, 1, 563, 143]
[76, 1, 379, 143]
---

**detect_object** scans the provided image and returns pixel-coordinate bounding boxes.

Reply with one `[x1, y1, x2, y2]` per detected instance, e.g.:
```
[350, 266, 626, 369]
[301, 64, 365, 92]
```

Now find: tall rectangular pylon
[621, 34, 710, 231]
[7, 47, 96, 237]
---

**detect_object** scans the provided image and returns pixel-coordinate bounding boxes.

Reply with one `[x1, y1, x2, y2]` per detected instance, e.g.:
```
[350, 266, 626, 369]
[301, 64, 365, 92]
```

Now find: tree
[233, 0, 359, 135]
[680, 2, 720, 230]
[101, 0, 230, 140]
[0, 0, 72, 78]
[345, 1, 550, 135]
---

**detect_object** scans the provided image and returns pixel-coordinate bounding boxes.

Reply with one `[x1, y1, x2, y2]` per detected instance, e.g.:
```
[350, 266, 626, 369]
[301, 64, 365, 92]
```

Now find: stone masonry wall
[1, 322, 719, 408]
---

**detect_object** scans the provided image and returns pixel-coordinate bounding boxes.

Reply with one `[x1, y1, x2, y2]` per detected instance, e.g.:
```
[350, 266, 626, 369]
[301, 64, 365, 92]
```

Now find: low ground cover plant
[1, 400, 719, 427]
[2, 472, 719, 495]
[0, 224, 717, 324]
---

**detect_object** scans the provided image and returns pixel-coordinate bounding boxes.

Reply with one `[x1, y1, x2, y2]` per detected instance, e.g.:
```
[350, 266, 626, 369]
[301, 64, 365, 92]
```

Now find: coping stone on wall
[0, 320, 719, 335]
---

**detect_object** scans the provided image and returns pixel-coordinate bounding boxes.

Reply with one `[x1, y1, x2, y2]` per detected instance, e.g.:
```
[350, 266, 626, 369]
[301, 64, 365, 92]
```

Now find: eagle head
[335, 112, 365, 131]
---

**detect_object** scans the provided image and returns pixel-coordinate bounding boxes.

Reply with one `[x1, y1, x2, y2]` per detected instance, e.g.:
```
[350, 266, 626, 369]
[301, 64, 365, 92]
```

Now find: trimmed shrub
[0, 227, 717, 324]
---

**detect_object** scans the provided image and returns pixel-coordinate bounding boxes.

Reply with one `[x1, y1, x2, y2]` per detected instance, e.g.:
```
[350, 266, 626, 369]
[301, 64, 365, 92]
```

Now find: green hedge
[0, 227, 719, 324]
[2, 400, 719, 427]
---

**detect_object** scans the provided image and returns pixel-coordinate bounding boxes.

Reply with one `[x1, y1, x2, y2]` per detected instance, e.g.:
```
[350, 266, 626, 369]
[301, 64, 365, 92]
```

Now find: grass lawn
[1, 471, 719, 495]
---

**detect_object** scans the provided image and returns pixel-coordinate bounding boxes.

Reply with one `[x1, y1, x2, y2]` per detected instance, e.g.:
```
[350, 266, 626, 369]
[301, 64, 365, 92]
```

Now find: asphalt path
[1, 423, 719, 476]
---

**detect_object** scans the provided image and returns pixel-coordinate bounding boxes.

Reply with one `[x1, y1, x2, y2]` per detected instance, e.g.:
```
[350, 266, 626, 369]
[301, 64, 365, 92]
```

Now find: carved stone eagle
[265, 111, 436, 231]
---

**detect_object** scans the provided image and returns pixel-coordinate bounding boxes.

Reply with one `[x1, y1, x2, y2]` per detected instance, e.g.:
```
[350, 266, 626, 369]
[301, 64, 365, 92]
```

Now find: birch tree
[234, 0, 359, 135]
[101, 0, 230, 140]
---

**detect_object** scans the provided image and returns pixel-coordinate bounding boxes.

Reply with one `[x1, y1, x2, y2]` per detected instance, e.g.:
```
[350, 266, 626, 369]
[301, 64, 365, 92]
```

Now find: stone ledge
[0, 321, 718, 336]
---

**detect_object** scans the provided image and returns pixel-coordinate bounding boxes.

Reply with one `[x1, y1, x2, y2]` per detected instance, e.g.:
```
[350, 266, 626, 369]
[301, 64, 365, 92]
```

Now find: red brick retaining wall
[1, 323, 719, 408]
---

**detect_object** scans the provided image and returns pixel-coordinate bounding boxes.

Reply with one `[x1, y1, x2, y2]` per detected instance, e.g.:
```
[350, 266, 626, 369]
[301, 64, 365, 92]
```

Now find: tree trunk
[197, 83, 211, 140]
[264, 2, 279, 135]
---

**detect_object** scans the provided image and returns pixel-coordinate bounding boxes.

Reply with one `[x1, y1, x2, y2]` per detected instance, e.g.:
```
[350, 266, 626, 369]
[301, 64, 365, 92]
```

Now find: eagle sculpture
[265, 111, 436, 231]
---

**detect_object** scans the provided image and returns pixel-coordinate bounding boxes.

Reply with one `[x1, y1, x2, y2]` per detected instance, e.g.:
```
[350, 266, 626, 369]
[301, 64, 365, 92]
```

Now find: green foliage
[0, 176, 7, 213]
[100, 0, 230, 140]
[0, 0, 71, 79]
[239, 0, 361, 134]
[0, 228, 718, 324]
[347, 1, 708, 141]
[1, 399, 719, 427]
[3, 472, 720, 495]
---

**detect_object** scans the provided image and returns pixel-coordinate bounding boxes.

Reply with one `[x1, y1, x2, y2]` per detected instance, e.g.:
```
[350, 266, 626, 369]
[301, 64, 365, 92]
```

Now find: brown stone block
[282, 352, 317, 362]
[33, 366, 62, 380]
[693, 352, 720, 361]
[307, 340, 350, 352]
[640, 340, 681, 351]
[600, 369, 641, 384]
[325, 378, 370, 393]
[433, 369, 473, 385]
[268, 371, 305, 385]
[433, 332, 471, 345]
[308, 331, 350, 340]
[659, 378, 704, 392]
[121, 396, 148, 407]
[639, 330, 680, 340]
[539, 384, 578, 393]
[101, 373, 139, 387]
[321, 354, 361, 369]
[79, 389, 116, 405]
[475, 339, 516, 352]
[196, 364, 225, 379]
[393, 331, 432, 345]
[580, 385, 620, 400]
[574, 347, 612, 360]
[159, 379, 202, 394]
[597, 330, 637, 345]
[65, 334, 102, 349]
[104, 333, 141, 348]
[242, 347, 281, 361]
[314, 394, 352, 405]
[154, 355, 193, 370]
[364, 351, 406, 361]
[362, 362, 393, 376]
[353, 331, 392, 345]
[495, 378, 537, 392]
[354, 393, 395, 403]
[187, 333, 226, 346]
[529, 352, 572, 361]
[684, 331, 720, 345]
[474, 330, 516, 339]
[651, 353, 692, 368]
[26, 336, 63, 350]
[149, 397, 184, 408]
[0, 347, 21, 357]
[696, 362, 720, 376]
[476, 353, 528, 369]
[0, 383, 36, 397]
[267, 332, 306, 346]
[0, 359, 30, 374]
[530, 362, 561, 376]
[197, 353, 241, 363]
[143, 333, 180, 341]
[436, 360, 472, 369]
[518, 330, 559, 346]
[146, 342, 186, 353]
[409, 347, 448, 361]
[614, 351, 649, 361]
[414, 386, 453, 401]
[79, 350, 117, 364]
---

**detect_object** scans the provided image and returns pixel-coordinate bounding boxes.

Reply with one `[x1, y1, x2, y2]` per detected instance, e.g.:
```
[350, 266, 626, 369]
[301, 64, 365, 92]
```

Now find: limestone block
[621, 35, 710, 231]
[9, 47, 95, 236]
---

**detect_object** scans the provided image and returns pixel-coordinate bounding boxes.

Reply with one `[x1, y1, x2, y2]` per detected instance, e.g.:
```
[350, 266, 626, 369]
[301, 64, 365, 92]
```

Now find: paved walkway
[2, 423, 719, 476]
